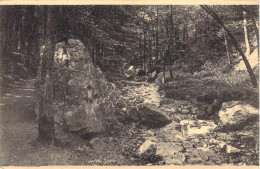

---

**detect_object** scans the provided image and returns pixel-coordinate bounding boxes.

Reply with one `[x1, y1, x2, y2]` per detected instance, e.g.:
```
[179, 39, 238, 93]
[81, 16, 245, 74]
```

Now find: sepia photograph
[0, 3, 259, 166]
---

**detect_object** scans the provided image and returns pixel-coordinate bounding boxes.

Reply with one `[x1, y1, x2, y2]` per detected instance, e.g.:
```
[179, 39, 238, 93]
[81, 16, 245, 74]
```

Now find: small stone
[183, 105, 191, 110]
[109, 137, 113, 142]
[146, 130, 154, 136]
[138, 140, 157, 156]
[158, 161, 165, 165]
[185, 95, 191, 100]
[182, 109, 190, 114]
[226, 145, 241, 154]
[205, 156, 210, 161]
[164, 153, 185, 165]
[90, 137, 105, 151]
[191, 107, 199, 114]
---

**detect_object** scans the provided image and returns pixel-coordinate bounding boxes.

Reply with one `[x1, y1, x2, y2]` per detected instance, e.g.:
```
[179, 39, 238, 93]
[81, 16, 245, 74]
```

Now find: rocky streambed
[117, 81, 259, 165]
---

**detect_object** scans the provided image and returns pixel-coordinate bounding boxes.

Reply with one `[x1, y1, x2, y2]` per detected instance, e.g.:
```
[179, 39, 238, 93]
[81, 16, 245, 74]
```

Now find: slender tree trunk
[156, 8, 159, 73]
[139, 33, 143, 69]
[43, 6, 48, 41]
[240, 6, 259, 56]
[243, 11, 250, 58]
[223, 28, 231, 65]
[250, 16, 259, 56]
[0, 6, 5, 59]
[38, 6, 57, 143]
[163, 51, 167, 84]
[183, 22, 186, 43]
[143, 15, 147, 73]
[93, 44, 95, 64]
[169, 6, 174, 80]
[4, 7, 15, 56]
[96, 42, 99, 66]
[149, 38, 152, 77]
[201, 5, 258, 88]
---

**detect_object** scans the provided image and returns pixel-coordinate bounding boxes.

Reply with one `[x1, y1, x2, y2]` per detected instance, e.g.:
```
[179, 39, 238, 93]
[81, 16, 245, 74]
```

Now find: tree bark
[38, 6, 57, 143]
[156, 8, 159, 72]
[143, 16, 147, 73]
[223, 28, 231, 65]
[169, 7, 174, 80]
[243, 11, 250, 58]
[250, 16, 259, 56]
[0, 6, 5, 58]
[43, 6, 48, 41]
[240, 6, 259, 55]
[201, 5, 258, 88]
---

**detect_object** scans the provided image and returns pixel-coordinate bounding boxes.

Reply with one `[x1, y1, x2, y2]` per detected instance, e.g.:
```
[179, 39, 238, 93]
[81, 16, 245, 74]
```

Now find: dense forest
[0, 5, 259, 166]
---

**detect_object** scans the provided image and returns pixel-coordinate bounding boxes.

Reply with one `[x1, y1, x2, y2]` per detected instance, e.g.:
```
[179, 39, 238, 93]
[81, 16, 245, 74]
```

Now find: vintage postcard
[0, 0, 259, 168]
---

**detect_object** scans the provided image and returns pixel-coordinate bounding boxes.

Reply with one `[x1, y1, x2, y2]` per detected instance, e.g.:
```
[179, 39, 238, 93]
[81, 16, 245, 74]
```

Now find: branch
[200, 5, 258, 88]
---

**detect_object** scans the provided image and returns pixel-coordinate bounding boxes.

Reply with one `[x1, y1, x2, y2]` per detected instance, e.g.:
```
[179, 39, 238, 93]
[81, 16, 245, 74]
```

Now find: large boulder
[137, 103, 172, 128]
[36, 39, 119, 137]
[218, 101, 259, 129]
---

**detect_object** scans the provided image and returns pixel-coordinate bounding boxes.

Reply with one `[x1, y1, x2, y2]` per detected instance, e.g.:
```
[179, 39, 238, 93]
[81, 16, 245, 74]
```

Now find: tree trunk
[37, 6, 57, 143]
[223, 28, 231, 65]
[243, 11, 250, 58]
[139, 33, 143, 69]
[183, 21, 186, 43]
[240, 6, 259, 56]
[250, 16, 259, 56]
[0, 6, 5, 58]
[156, 8, 159, 72]
[43, 6, 48, 41]
[163, 51, 166, 84]
[3, 7, 15, 56]
[143, 18, 147, 73]
[201, 5, 258, 88]
[169, 6, 174, 80]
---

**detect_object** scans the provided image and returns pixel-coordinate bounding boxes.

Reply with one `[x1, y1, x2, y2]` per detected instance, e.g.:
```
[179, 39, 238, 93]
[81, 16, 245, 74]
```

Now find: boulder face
[137, 103, 172, 128]
[37, 39, 118, 136]
[218, 101, 259, 129]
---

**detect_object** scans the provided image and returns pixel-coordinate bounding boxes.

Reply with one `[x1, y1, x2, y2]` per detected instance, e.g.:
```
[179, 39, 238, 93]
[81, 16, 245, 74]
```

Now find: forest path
[0, 78, 159, 166]
[0, 79, 37, 165]
[0, 79, 90, 166]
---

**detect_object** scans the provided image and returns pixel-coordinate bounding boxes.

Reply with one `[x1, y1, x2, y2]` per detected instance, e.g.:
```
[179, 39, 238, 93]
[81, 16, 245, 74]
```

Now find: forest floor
[0, 78, 138, 165]
[0, 76, 158, 165]
[0, 75, 258, 165]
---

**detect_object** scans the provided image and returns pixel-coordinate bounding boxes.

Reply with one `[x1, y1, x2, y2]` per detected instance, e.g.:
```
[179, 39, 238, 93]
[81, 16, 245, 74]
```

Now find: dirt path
[0, 79, 37, 165]
[0, 79, 144, 166]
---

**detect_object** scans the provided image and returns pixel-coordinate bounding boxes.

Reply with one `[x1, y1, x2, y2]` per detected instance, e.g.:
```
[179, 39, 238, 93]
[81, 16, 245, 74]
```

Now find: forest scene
[0, 5, 259, 166]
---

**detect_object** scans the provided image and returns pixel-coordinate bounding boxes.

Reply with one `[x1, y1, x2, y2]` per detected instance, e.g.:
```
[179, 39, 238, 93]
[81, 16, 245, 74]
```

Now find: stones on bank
[218, 101, 259, 130]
